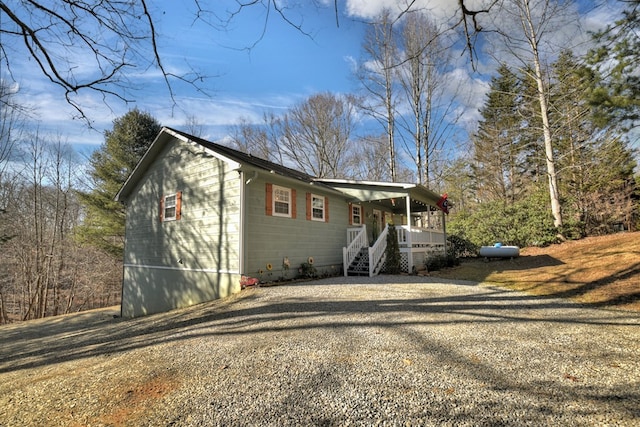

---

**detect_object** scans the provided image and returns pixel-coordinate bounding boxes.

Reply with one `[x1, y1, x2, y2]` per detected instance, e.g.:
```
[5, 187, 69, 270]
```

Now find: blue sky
[10, 1, 375, 155]
[6, 0, 623, 160]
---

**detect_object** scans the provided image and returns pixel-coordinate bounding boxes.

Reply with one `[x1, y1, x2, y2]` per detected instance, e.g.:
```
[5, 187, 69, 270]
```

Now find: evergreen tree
[384, 223, 401, 274]
[78, 109, 161, 256]
[548, 50, 598, 236]
[550, 51, 638, 236]
[472, 64, 527, 204]
[588, 0, 640, 128]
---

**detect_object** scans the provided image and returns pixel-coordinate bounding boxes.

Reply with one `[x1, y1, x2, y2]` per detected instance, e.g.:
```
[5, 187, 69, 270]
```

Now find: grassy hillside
[431, 232, 640, 311]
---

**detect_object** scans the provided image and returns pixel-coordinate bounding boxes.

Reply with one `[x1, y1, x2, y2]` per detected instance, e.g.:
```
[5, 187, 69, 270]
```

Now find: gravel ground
[1, 275, 639, 426]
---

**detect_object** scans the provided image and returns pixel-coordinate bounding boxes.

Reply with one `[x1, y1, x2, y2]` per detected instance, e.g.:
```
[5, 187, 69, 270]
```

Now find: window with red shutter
[160, 192, 182, 222]
[268, 184, 293, 218]
[309, 193, 326, 222]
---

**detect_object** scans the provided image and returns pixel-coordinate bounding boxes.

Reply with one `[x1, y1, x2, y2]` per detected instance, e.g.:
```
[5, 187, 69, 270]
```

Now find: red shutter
[175, 191, 182, 220]
[348, 203, 353, 225]
[325, 197, 329, 222]
[291, 189, 297, 219]
[159, 195, 164, 222]
[265, 183, 273, 216]
[306, 193, 311, 221]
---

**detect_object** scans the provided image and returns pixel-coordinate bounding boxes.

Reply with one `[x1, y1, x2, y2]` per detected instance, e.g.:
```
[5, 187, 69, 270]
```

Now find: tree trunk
[524, 2, 563, 231]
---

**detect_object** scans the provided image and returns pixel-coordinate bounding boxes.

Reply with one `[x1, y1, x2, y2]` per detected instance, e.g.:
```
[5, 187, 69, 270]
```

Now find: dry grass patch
[431, 232, 640, 311]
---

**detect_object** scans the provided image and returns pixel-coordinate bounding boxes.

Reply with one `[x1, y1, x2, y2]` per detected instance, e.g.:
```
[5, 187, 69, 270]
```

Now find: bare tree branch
[457, 0, 500, 70]
[1, 0, 210, 124]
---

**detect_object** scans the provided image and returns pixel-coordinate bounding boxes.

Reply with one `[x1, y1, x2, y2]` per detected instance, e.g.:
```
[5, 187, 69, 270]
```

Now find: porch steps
[347, 248, 370, 276]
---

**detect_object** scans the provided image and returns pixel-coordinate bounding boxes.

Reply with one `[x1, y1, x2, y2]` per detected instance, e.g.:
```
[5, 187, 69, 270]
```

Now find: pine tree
[550, 50, 638, 235]
[472, 64, 527, 205]
[78, 109, 161, 256]
[588, 0, 640, 127]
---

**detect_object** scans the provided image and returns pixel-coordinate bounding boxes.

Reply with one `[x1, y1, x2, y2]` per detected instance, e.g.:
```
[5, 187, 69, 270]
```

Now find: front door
[372, 209, 384, 241]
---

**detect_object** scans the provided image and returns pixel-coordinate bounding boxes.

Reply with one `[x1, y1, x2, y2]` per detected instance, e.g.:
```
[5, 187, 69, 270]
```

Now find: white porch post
[405, 195, 413, 273]
[442, 209, 447, 255]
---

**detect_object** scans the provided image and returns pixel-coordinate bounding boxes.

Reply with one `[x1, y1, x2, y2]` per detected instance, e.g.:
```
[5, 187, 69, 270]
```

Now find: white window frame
[272, 185, 292, 218]
[311, 194, 325, 222]
[163, 193, 178, 221]
[351, 204, 362, 225]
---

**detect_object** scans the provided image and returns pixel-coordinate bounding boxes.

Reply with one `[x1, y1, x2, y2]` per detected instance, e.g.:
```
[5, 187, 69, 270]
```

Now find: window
[266, 183, 296, 218]
[350, 204, 362, 225]
[160, 192, 182, 222]
[273, 186, 291, 216]
[312, 195, 325, 221]
[306, 193, 328, 222]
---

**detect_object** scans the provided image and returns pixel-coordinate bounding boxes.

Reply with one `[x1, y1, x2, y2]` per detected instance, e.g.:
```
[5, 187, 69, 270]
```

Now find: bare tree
[346, 133, 415, 182]
[229, 113, 284, 162]
[228, 93, 358, 178]
[0, 1, 204, 122]
[394, 11, 466, 188]
[1, 1, 497, 122]
[346, 134, 392, 181]
[357, 9, 399, 182]
[183, 115, 205, 138]
[280, 93, 358, 178]
[279, 93, 356, 178]
[0, 80, 26, 323]
[0, 131, 108, 322]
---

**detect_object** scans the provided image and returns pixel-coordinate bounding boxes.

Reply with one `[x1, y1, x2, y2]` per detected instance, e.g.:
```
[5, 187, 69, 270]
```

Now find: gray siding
[122, 138, 242, 317]
[243, 175, 348, 280]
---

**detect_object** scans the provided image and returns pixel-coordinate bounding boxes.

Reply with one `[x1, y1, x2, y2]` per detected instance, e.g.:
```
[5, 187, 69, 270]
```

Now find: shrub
[425, 253, 459, 271]
[447, 190, 558, 248]
[298, 261, 317, 278]
[447, 234, 478, 258]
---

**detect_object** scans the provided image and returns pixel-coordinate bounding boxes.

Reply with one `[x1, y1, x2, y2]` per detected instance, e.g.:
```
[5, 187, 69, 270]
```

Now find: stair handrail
[343, 225, 367, 276]
[368, 223, 389, 277]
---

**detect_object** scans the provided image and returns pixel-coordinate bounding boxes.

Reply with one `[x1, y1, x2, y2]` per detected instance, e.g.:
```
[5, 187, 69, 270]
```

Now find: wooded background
[1, 0, 638, 323]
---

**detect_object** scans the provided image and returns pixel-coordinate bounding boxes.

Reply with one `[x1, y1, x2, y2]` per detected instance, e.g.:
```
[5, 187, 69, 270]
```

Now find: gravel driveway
[1, 275, 639, 426]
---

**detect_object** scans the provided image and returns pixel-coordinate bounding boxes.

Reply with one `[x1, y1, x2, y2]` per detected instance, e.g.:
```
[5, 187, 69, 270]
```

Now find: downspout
[239, 170, 259, 281]
[239, 171, 247, 282]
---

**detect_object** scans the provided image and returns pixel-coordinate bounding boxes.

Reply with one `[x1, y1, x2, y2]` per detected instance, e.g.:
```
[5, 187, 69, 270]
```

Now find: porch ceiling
[316, 179, 443, 214]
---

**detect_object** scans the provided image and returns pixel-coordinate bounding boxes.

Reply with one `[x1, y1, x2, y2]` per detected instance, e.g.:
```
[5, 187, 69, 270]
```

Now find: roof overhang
[115, 127, 241, 202]
[316, 179, 444, 214]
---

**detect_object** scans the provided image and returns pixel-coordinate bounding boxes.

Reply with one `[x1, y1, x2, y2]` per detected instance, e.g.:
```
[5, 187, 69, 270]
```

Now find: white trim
[316, 178, 417, 189]
[123, 264, 239, 274]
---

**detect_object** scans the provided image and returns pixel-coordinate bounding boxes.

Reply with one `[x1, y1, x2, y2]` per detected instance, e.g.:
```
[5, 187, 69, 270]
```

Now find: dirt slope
[431, 231, 640, 311]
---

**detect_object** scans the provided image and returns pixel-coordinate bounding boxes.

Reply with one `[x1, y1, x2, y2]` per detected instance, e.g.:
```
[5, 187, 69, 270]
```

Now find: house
[115, 127, 448, 318]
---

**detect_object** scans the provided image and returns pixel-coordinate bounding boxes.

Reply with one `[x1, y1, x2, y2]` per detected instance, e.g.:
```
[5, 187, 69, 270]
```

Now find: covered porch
[317, 179, 448, 276]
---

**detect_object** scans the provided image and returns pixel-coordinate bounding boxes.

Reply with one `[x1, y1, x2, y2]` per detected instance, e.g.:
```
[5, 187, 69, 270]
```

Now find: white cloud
[344, 0, 490, 23]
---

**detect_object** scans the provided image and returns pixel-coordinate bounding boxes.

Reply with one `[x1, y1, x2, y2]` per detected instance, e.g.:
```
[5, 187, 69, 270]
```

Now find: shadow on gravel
[1, 277, 638, 375]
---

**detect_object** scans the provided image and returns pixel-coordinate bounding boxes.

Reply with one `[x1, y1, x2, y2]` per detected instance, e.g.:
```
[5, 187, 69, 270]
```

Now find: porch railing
[343, 226, 367, 276]
[343, 224, 446, 277]
[368, 223, 389, 276]
[396, 226, 445, 249]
